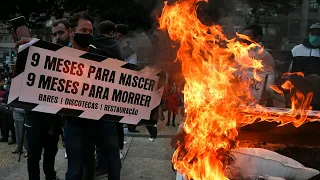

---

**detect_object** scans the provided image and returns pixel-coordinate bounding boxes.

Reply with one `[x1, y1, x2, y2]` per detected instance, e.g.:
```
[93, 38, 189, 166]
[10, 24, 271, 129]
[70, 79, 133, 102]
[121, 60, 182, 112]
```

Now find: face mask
[73, 33, 93, 48]
[309, 35, 320, 47]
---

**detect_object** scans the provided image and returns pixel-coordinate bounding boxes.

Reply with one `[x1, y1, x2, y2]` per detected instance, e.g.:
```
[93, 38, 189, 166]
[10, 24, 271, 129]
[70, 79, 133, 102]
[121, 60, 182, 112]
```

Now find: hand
[158, 107, 165, 121]
[14, 39, 31, 50]
[158, 120, 167, 131]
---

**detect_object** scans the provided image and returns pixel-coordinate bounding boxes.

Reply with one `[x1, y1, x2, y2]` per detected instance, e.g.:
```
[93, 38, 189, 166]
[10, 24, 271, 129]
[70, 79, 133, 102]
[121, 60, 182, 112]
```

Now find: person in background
[147, 100, 166, 142]
[286, 22, 320, 110]
[64, 11, 120, 180]
[289, 22, 320, 75]
[0, 82, 7, 142]
[165, 77, 180, 127]
[242, 25, 275, 106]
[92, 20, 124, 178]
[116, 24, 139, 133]
[92, 20, 123, 59]
[116, 24, 137, 65]
[52, 19, 71, 46]
[12, 108, 27, 157]
[1, 80, 16, 144]
[52, 19, 71, 159]
[13, 20, 69, 180]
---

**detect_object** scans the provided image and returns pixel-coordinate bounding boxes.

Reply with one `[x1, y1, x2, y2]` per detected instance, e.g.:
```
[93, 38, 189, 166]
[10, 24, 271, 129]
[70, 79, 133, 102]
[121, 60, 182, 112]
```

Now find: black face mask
[73, 33, 93, 48]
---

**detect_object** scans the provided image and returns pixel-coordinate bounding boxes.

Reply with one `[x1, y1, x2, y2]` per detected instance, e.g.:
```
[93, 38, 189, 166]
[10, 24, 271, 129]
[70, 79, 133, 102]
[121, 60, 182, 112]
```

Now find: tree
[0, 0, 64, 28]
[0, 0, 156, 30]
[60, 0, 158, 30]
[241, 0, 320, 26]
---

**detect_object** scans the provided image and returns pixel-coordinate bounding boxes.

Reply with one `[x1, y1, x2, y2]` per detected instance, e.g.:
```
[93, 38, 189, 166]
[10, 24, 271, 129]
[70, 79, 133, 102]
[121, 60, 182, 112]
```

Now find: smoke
[126, 0, 236, 79]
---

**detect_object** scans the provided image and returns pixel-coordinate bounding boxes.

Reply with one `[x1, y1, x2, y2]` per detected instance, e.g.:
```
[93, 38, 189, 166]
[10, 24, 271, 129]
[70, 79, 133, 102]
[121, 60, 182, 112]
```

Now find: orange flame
[283, 72, 305, 77]
[281, 80, 294, 91]
[269, 84, 284, 96]
[159, 0, 320, 179]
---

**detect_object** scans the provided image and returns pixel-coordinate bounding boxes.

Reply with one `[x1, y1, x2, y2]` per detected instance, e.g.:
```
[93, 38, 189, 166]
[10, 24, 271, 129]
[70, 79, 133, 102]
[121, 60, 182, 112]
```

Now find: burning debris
[159, 0, 320, 179]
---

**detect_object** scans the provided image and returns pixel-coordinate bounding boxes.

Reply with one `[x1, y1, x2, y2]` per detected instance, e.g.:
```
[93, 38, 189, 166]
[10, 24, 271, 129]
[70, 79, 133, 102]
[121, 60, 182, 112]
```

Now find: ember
[158, 0, 320, 179]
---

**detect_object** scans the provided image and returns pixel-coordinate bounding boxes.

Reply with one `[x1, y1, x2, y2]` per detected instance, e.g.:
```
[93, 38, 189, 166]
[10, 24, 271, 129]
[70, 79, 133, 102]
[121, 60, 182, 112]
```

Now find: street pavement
[0, 112, 180, 180]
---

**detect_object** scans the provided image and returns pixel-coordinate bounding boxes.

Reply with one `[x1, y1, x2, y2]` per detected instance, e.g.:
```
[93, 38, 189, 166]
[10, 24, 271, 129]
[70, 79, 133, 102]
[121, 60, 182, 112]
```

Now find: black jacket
[290, 39, 320, 109]
[291, 39, 320, 76]
[64, 45, 123, 127]
[92, 35, 123, 60]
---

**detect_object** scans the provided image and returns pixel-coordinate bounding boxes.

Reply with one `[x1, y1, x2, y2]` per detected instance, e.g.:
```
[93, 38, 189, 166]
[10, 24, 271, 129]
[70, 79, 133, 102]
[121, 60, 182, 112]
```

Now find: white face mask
[3, 85, 6, 89]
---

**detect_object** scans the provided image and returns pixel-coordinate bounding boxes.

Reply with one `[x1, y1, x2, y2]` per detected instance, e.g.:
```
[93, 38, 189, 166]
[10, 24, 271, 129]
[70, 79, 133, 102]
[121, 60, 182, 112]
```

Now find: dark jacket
[290, 39, 320, 109]
[64, 46, 119, 128]
[3, 89, 9, 104]
[92, 35, 123, 60]
[122, 44, 136, 60]
[291, 39, 320, 76]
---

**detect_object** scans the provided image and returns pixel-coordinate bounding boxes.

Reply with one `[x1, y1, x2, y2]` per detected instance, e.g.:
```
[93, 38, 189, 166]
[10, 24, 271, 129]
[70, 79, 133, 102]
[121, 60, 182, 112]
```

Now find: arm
[126, 54, 137, 65]
[282, 52, 293, 74]
[13, 108, 25, 113]
[13, 39, 31, 77]
[260, 50, 275, 73]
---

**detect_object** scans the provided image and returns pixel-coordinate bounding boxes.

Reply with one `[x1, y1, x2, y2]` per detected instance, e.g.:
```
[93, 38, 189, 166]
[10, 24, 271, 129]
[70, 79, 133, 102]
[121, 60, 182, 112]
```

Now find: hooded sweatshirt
[290, 39, 320, 109]
[291, 39, 320, 76]
[92, 35, 123, 60]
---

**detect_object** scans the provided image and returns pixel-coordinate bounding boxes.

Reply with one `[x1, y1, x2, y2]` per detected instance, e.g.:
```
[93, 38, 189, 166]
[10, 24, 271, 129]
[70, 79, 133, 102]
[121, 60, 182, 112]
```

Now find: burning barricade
[158, 0, 320, 179]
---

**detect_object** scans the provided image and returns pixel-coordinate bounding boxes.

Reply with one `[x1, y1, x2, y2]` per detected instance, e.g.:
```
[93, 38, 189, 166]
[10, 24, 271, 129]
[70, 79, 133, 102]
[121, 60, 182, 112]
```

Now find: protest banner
[8, 39, 165, 125]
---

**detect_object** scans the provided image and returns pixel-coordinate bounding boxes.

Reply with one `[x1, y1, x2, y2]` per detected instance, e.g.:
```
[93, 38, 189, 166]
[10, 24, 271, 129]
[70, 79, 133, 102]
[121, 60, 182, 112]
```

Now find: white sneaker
[149, 138, 154, 142]
[64, 152, 68, 159]
[119, 151, 124, 159]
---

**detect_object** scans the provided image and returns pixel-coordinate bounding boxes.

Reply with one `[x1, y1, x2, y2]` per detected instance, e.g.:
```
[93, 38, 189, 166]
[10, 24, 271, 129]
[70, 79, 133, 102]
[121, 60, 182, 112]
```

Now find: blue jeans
[64, 121, 120, 180]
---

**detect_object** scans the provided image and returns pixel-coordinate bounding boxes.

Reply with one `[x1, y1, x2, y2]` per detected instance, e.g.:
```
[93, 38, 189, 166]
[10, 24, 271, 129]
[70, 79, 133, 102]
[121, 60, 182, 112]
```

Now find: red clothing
[164, 84, 180, 114]
[0, 90, 5, 98]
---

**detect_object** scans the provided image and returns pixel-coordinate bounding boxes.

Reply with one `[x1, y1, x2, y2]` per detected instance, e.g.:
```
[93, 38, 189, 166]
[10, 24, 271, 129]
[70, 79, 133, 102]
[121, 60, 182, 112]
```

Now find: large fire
[159, 0, 320, 179]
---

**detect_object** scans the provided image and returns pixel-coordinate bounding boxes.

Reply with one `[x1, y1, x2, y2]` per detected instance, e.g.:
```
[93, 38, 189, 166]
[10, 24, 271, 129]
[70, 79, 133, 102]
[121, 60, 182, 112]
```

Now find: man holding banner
[11, 9, 164, 180]
[13, 13, 121, 180]
[13, 19, 70, 180]
[63, 12, 121, 180]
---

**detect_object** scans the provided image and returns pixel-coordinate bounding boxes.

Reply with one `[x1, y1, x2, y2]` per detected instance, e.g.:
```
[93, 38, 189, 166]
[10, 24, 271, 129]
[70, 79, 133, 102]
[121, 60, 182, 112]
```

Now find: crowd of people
[236, 23, 320, 109]
[0, 11, 185, 180]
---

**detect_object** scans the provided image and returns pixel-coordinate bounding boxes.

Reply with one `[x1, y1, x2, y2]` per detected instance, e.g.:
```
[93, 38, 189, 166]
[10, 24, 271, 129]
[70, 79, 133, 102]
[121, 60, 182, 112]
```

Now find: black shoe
[0, 138, 8, 142]
[94, 168, 108, 178]
[166, 122, 170, 126]
[8, 140, 16, 145]
[129, 129, 140, 133]
[172, 123, 176, 127]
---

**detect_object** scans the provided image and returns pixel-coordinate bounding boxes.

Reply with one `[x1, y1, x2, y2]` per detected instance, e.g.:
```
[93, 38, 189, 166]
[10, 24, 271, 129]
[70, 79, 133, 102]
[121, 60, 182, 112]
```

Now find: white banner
[9, 41, 164, 124]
